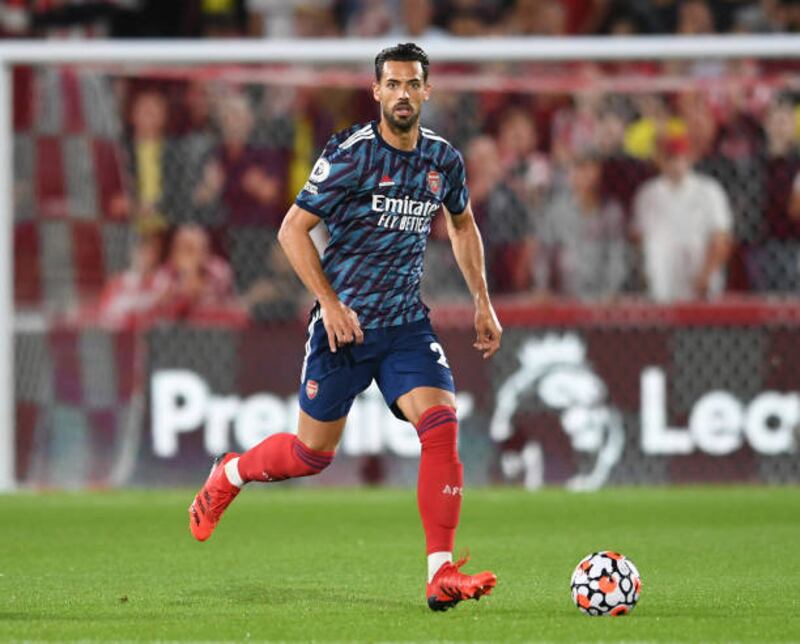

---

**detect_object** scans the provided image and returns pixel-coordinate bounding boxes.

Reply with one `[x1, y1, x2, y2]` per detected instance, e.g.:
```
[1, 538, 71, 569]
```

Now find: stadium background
[5, 0, 800, 492]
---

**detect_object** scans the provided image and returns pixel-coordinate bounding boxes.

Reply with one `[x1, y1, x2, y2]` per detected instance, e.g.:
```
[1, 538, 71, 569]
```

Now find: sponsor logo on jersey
[427, 171, 441, 194]
[306, 379, 319, 399]
[371, 194, 438, 217]
[302, 181, 319, 195]
[379, 175, 395, 188]
[309, 157, 331, 183]
[372, 194, 439, 233]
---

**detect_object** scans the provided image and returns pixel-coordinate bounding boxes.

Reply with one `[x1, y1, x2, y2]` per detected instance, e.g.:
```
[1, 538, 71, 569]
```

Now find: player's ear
[423, 83, 431, 101]
[372, 81, 381, 103]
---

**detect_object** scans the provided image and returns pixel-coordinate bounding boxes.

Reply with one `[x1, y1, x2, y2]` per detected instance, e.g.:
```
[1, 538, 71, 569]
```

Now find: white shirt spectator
[633, 171, 732, 302]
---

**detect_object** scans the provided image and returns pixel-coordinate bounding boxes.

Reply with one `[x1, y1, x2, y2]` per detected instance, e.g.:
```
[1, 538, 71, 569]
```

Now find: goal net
[8, 39, 800, 491]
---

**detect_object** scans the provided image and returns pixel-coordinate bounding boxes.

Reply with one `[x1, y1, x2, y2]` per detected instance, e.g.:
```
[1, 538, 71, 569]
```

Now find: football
[570, 551, 641, 616]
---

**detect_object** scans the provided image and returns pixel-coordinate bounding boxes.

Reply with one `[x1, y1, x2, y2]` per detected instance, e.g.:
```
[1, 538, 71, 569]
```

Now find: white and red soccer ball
[570, 551, 641, 616]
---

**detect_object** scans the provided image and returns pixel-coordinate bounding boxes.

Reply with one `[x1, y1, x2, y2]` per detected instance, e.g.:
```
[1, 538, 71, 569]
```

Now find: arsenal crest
[427, 171, 441, 194]
[306, 379, 319, 400]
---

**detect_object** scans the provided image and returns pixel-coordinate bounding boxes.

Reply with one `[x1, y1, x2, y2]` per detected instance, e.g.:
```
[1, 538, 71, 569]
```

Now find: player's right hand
[321, 300, 364, 353]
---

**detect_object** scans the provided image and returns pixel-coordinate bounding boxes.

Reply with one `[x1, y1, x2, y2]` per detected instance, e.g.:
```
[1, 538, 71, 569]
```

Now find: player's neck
[378, 119, 419, 152]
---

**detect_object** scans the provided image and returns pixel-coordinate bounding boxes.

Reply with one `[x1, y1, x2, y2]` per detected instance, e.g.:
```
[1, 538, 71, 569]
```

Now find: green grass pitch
[1, 486, 799, 642]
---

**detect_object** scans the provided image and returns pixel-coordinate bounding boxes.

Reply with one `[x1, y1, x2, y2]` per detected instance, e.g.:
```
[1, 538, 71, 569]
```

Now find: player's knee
[293, 436, 334, 476]
[416, 405, 459, 460]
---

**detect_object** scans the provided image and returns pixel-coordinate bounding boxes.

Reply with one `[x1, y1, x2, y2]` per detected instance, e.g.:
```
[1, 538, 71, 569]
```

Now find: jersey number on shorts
[429, 342, 450, 369]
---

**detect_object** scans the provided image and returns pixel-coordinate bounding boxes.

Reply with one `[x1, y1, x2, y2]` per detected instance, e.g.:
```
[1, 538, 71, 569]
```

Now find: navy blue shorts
[298, 311, 455, 422]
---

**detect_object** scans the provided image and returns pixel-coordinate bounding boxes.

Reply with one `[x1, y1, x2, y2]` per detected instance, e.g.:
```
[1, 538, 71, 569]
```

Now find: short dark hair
[374, 43, 429, 82]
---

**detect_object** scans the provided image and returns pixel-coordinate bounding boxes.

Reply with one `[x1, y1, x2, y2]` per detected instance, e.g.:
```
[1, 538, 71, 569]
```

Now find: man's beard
[383, 103, 419, 133]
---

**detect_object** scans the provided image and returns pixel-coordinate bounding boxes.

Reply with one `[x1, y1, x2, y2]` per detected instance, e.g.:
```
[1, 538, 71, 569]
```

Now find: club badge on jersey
[427, 171, 441, 194]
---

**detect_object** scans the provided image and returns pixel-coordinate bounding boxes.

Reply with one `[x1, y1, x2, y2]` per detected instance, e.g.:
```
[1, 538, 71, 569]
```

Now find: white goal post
[1, 34, 800, 492]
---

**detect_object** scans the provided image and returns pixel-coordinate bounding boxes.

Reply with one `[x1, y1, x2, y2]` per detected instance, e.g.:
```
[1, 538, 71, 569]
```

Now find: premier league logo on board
[490, 334, 625, 491]
[427, 171, 441, 194]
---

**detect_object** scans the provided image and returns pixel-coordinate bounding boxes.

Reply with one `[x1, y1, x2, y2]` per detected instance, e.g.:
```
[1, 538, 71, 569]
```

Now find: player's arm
[278, 204, 364, 352]
[444, 202, 502, 359]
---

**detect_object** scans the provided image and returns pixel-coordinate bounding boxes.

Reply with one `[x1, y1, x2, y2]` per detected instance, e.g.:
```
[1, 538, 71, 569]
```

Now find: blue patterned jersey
[295, 120, 469, 329]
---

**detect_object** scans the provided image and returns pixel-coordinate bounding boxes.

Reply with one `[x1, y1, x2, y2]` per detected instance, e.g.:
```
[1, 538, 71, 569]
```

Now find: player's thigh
[297, 409, 347, 452]
[395, 386, 456, 426]
[376, 319, 456, 424]
[299, 309, 375, 443]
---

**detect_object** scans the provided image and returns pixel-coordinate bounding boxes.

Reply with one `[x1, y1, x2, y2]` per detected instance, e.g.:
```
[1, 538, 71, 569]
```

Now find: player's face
[373, 60, 430, 133]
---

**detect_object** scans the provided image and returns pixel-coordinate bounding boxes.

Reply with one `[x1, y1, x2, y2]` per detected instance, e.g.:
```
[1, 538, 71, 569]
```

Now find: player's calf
[189, 435, 334, 541]
[416, 406, 463, 575]
[236, 433, 334, 482]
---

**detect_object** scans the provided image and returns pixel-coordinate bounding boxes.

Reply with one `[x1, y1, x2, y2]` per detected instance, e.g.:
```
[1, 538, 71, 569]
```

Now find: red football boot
[189, 452, 240, 542]
[426, 556, 497, 611]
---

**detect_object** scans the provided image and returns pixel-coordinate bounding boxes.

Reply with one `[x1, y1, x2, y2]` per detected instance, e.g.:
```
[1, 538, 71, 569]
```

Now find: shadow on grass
[173, 582, 410, 610]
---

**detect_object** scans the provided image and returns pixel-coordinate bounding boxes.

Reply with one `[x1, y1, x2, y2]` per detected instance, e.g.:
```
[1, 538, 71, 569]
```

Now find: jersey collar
[371, 120, 421, 157]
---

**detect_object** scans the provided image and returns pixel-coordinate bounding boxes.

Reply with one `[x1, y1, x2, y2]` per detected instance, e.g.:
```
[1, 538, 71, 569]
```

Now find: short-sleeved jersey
[295, 120, 469, 329]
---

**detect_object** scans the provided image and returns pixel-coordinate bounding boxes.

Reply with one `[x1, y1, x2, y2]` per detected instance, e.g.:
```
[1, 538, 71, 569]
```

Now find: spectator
[1, 0, 30, 37]
[98, 214, 167, 326]
[194, 92, 286, 228]
[240, 241, 306, 321]
[171, 80, 218, 224]
[293, 3, 342, 37]
[624, 94, 682, 160]
[200, 0, 248, 37]
[346, 0, 392, 36]
[29, 0, 124, 38]
[750, 98, 800, 290]
[126, 90, 181, 219]
[503, 0, 567, 35]
[496, 106, 551, 185]
[633, 132, 734, 302]
[424, 135, 504, 300]
[733, 0, 786, 33]
[390, 0, 448, 39]
[486, 108, 550, 293]
[154, 224, 239, 318]
[550, 81, 603, 166]
[690, 88, 765, 244]
[676, 0, 716, 34]
[595, 108, 656, 218]
[442, 0, 501, 36]
[536, 151, 627, 300]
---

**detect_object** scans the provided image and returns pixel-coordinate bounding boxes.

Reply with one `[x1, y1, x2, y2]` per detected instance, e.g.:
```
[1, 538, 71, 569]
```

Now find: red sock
[236, 433, 334, 483]
[416, 405, 462, 554]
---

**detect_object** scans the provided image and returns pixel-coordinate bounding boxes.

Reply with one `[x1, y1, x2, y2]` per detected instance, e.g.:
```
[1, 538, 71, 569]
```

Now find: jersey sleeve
[295, 140, 359, 220]
[443, 150, 469, 215]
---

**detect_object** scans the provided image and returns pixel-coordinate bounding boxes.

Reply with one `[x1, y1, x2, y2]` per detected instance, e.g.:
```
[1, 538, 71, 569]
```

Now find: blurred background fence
[7, 9, 800, 489]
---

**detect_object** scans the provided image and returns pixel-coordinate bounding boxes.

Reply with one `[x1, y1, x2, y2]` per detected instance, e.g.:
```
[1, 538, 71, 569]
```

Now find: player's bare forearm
[445, 204, 490, 303]
[445, 203, 502, 358]
[278, 204, 363, 351]
[278, 205, 339, 305]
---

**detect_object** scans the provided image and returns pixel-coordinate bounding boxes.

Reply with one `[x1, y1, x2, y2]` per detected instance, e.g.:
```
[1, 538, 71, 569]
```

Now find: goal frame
[2, 34, 800, 491]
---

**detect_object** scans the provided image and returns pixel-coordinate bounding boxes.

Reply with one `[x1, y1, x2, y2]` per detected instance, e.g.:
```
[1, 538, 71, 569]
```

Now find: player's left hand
[473, 301, 502, 359]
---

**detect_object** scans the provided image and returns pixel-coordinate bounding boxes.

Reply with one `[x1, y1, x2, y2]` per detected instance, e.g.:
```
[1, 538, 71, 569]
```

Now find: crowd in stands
[4, 0, 800, 39]
[86, 66, 800, 324]
[13, 61, 800, 326]
[9, 1, 800, 327]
